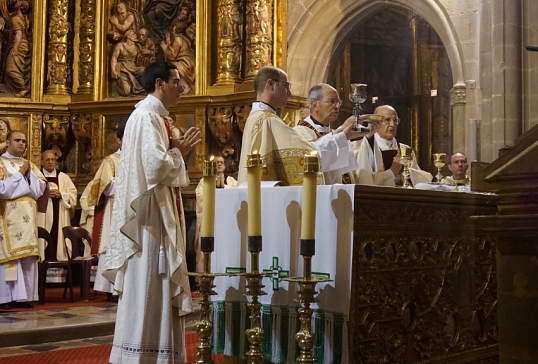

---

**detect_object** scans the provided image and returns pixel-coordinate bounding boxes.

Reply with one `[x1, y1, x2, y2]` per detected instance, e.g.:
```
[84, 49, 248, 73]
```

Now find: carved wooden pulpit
[472, 125, 538, 363]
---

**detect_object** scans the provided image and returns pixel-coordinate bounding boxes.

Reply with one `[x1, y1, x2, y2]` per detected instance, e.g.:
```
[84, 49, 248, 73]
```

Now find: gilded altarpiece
[0, 0, 288, 186]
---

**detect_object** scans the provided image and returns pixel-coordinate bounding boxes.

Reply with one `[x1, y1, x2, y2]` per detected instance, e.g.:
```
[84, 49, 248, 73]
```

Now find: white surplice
[294, 115, 358, 184]
[0, 152, 46, 304]
[104, 95, 193, 364]
[38, 170, 77, 261]
[237, 102, 357, 186]
[352, 133, 433, 186]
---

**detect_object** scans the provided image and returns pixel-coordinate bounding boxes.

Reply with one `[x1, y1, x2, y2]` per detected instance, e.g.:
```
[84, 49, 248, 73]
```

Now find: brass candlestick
[244, 152, 269, 364]
[284, 156, 330, 363]
[186, 238, 228, 364]
[400, 146, 413, 188]
[433, 153, 446, 183]
[186, 159, 228, 364]
[244, 237, 267, 364]
[285, 243, 331, 363]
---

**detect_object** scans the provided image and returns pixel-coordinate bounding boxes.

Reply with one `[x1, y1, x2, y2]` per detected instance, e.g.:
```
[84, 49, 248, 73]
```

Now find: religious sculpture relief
[0, 117, 12, 153]
[107, 0, 197, 97]
[161, 20, 195, 94]
[110, 29, 145, 96]
[215, 0, 243, 84]
[43, 114, 69, 159]
[244, 0, 273, 81]
[77, 0, 95, 94]
[0, 0, 32, 98]
[71, 114, 93, 172]
[450, 85, 466, 105]
[207, 106, 237, 158]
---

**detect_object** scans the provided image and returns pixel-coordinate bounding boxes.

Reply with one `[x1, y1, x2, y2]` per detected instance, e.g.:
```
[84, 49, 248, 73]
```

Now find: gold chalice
[400, 146, 413, 188]
[433, 153, 446, 183]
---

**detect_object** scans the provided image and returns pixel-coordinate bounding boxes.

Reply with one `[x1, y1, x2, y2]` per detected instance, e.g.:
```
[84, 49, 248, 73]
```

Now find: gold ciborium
[433, 153, 446, 183]
[399, 146, 413, 188]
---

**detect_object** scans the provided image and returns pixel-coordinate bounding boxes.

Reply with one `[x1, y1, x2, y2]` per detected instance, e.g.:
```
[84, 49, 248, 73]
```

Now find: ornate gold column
[243, 0, 273, 82]
[215, 0, 244, 85]
[77, 0, 96, 95]
[45, 0, 71, 95]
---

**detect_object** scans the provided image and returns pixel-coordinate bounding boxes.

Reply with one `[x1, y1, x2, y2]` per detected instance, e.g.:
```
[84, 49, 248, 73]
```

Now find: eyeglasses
[215, 161, 225, 165]
[320, 99, 342, 107]
[271, 79, 292, 91]
[381, 117, 401, 125]
[167, 78, 182, 86]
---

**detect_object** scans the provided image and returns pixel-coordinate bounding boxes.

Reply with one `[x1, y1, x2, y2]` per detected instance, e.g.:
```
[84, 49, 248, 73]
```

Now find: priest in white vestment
[38, 150, 77, 261]
[0, 131, 47, 309]
[88, 139, 121, 297]
[237, 66, 366, 186]
[352, 105, 433, 186]
[294, 83, 371, 184]
[441, 152, 470, 186]
[104, 61, 199, 364]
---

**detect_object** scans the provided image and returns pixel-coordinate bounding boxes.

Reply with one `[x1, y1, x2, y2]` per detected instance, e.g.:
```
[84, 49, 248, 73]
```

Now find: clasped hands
[18, 160, 31, 179]
[170, 127, 202, 156]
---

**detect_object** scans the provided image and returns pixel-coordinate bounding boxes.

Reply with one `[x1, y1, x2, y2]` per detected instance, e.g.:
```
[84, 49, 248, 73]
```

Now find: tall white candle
[301, 153, 319, 240]
[201, 157, 217, 237]
[246, 153, 262, 236]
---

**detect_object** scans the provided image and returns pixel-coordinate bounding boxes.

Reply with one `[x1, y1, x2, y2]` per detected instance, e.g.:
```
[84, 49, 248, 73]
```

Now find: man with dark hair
[0, 131, 47, 309]
[104, 61, 200, 363]
[238, 66, 366, 185]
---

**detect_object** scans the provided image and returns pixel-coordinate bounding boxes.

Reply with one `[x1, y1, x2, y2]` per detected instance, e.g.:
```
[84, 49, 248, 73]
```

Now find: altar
[211, 184, 354, 363]
[209, 185, 499, 363]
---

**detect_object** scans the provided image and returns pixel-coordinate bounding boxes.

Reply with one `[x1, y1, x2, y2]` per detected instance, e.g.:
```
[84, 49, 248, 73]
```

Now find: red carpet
[0, 334, 225, 363]
[0, 287, 115, 312]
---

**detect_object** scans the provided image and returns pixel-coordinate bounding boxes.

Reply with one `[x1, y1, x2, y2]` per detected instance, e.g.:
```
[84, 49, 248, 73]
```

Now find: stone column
[491, 0, 522, 148]
[451, 82, 467, 154]
[45, 0, 71, 95]
[77, 0, 96, 94]
[215, 0, 244, 85]
[244, 0, 273, 81]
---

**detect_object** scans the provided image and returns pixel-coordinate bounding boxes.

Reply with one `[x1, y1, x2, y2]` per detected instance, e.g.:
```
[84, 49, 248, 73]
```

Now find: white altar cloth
[210, 184, 355, 363]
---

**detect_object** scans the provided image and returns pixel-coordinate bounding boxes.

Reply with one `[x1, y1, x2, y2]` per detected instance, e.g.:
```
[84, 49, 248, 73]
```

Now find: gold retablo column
[77, 0, 96, 94]
[215, 0, 243, 85]
[244, 0, 273, 82]
[45, 0, 71, 95]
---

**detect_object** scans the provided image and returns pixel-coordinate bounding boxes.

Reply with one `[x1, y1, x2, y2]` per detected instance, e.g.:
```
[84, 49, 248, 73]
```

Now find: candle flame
[209, 155, 215, 161]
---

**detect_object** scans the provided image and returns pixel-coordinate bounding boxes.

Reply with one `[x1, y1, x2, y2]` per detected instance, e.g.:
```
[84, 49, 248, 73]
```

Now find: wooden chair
[37, 227, 73, 304]
[62, 226, 99, 301]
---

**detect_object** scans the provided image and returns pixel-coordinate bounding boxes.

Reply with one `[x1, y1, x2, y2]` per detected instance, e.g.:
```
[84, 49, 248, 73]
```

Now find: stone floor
[0, 295, 202, 358]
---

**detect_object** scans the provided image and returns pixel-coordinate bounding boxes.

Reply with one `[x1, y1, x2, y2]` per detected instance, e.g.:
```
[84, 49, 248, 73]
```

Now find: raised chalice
[349, 83, 368, 132]
[433, 153, 446, 183]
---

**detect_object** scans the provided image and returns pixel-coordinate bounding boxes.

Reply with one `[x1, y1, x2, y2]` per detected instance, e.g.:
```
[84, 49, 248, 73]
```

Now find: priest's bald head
[254, 66, 292, 109]
[374, 105, 401, 141]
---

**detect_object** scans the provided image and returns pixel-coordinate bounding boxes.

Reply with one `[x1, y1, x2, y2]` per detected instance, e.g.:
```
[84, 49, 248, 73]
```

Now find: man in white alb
[104, 61, 200, 364]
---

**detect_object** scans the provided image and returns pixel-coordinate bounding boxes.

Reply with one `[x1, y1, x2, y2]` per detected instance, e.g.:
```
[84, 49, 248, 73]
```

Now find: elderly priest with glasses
[352, 105, 432, 186]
